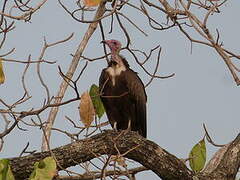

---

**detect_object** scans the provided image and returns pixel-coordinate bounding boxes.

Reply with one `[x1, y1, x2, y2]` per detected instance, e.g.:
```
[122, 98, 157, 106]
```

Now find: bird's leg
[112, 121, 119, 141]
[113, 120, 131, 141]
[113, 121, 126, 141]
[127, 119, 131, 131]
[113, 121, 117, 131]
[123, 119, 131, 135]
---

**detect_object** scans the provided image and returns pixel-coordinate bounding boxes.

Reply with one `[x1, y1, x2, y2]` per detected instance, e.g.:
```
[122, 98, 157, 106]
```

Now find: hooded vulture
[99, 39, 147, 137]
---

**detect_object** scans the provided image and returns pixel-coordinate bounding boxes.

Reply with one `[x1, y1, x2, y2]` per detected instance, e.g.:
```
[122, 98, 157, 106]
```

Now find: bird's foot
[123, 128, 131, 136]
[122, 120, 132, 135]
[102, 129, 113, 133]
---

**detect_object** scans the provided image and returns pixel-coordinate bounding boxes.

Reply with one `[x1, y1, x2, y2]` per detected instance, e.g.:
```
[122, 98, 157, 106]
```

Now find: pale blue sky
[0, 0, 239, 179]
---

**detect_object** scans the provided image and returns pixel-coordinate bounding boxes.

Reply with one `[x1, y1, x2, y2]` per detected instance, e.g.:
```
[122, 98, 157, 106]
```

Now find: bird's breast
[106, 65, 126, 86]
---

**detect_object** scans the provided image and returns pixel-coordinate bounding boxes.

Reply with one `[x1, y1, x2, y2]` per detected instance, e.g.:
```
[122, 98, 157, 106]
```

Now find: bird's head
[101, 39, 129, 68]
[101, 39, 122, 54]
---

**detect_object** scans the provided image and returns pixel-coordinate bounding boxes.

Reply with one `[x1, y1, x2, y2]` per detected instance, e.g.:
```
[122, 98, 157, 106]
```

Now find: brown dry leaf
[111, 155, 127, 168]
[0, 58, 5, 84]
[83, 0, 101, 7]
[79, 91, 95, 128]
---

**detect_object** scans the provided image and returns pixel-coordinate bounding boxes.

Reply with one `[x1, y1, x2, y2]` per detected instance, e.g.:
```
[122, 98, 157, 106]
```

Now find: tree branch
[200, 133, 240, 180]
[57, 166, 148, 180]
[9, 130, 240, 180]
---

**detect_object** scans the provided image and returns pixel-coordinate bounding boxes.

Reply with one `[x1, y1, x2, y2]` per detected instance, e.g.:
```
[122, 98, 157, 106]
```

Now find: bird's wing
[99, 68, 121, 129]
[99, 68, 108, 94]
[123, 69, 147, 137]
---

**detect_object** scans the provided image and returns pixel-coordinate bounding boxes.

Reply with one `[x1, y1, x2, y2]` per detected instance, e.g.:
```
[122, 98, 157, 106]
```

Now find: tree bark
[10, 130, 240, 180]
[199, 134, 240, 180]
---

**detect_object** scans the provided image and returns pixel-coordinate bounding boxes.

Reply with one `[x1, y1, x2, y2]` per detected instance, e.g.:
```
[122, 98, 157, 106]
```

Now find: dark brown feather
[99, 63, 147, 137]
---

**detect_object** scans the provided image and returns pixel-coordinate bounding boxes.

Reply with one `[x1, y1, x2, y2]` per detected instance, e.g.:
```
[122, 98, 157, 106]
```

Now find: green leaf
[29, 157, 56, 180]
[189, 139, 206, 173]
[89, 84, 105, 119]
[0, 159, 15, 180]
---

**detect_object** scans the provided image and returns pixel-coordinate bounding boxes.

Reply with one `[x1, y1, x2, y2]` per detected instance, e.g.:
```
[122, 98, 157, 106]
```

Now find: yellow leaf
[79, 91, 95, 128]
[29, 157, 56, 180]
[111, 156, 127, 167]
[189, 139, 206, 173]
[83, 0, 102, 7]
[0, 58, 5, 84]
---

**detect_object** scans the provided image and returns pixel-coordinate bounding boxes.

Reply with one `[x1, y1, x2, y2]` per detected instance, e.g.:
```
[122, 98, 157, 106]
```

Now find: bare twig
[41, 1, 107, 151]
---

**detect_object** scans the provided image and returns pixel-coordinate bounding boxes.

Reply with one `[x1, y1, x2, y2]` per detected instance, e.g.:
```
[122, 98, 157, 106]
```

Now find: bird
[99, 39, 147, 137]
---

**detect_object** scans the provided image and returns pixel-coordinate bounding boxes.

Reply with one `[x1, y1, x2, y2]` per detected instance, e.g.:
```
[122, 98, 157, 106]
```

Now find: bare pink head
[101, 39, 122, 54]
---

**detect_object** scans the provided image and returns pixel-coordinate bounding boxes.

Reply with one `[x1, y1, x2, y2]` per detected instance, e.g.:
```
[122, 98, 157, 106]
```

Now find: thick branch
[11, 130, 191, 180]
[57, 166, 148, 180]
[200, 133, 240, 180]
[10, 131, 240, 180]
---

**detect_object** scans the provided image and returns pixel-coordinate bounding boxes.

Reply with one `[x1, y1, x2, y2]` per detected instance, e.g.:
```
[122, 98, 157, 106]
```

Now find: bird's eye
[113, 41, 117, 45]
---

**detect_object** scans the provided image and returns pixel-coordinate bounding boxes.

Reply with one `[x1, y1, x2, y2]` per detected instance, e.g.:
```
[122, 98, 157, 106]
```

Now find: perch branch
[10, 130, 240, 180]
